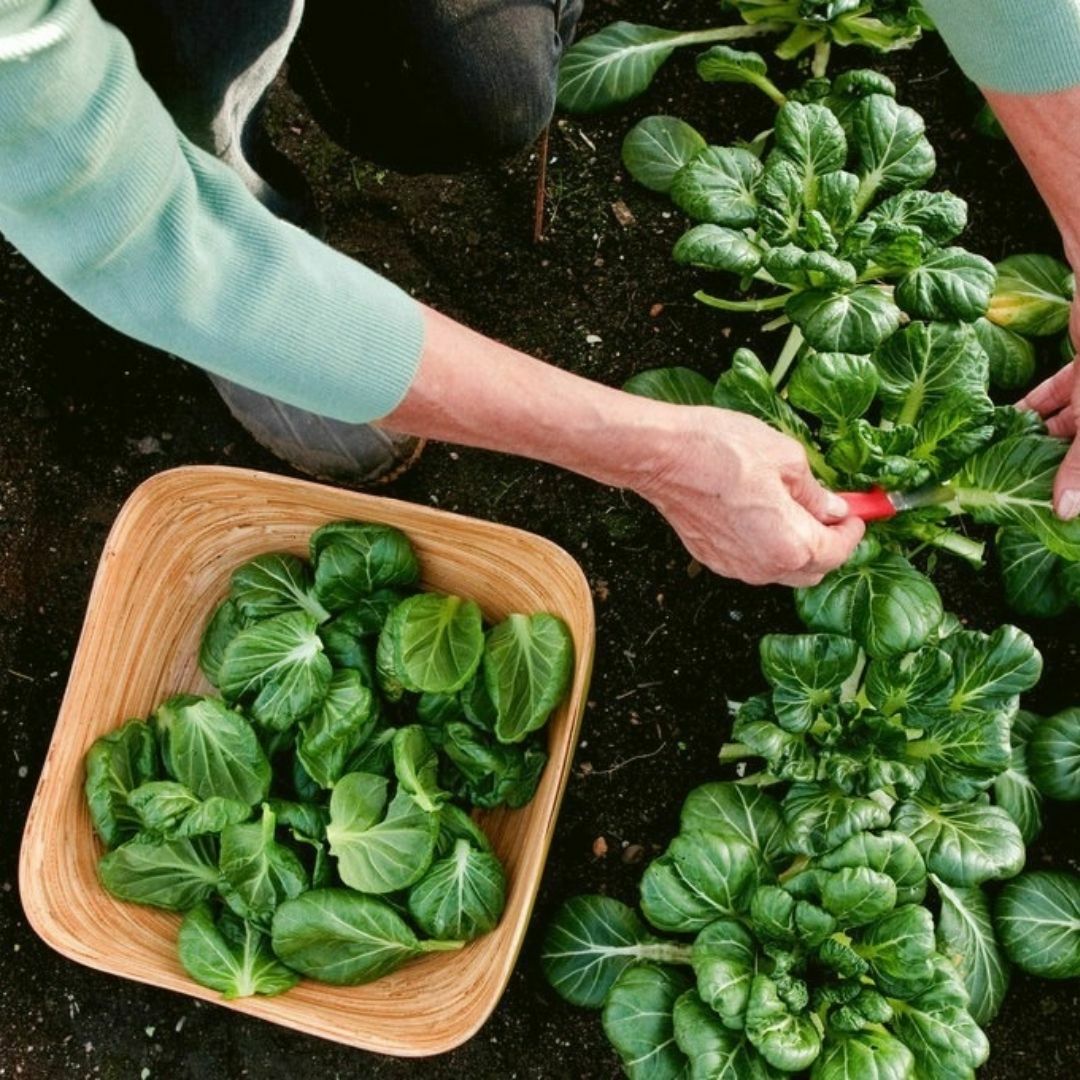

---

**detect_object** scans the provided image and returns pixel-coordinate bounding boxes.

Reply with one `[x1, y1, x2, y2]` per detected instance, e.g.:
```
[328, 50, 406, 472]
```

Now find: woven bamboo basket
[19, 465, 594, 1056]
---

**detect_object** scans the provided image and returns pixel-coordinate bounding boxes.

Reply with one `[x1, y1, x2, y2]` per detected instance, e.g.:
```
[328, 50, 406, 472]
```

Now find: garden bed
[1, 0, 1078, 1075]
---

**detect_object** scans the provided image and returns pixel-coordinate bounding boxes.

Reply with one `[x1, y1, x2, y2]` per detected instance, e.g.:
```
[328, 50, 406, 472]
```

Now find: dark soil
[2, 1, 1079, 1076]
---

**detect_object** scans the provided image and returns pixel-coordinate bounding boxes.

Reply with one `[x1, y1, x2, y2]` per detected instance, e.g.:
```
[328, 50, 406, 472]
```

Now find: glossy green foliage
[672, 990, 775, 1079]
[603, 964, 692, 1079]
[407, 838, 506, 941]
[392, 725, 448, 813]
[325, 772, 438, 894]
[84, 719, 158, 848]
[152, 695, 271, 805]
[992, 710, 1044, 843]
[932, 875, 1009, 1025]
[987, 253, 1074, 336]
[995, 871, 1080, 979]
[217, 612, 333, 731]
[308, 521, 419, 612]
[296, 669, 378, 789]
[228, 553, 330, 624]
[1027, 708, 1080, 801]
[679, 782, 786, 869]
[483, 613, 574, 743]
[178, 903, 298, 999]
[270, 888, 462, 985]
[98, 835, 220, 910]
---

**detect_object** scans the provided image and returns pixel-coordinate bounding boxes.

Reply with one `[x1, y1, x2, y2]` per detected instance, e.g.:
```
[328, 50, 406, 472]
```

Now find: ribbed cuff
[923, 0, 1080, 95]
[0, 0, 58, 48]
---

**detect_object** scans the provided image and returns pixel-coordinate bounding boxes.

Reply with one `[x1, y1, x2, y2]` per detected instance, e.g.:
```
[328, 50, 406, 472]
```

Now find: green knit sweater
[0, 0, 424, 423]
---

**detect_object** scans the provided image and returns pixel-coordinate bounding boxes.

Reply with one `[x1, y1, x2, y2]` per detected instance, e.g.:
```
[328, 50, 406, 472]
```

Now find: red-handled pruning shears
[839, 483, 953, 522]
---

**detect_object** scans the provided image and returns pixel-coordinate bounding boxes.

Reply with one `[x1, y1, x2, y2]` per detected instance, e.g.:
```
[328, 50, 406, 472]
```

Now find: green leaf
[441, 721, 547, 809]
[624, 367, 716, 406]
[759, 633, 861, 734]
[219, 806, 309, 928]
[696, 44, 770, 89]
[787, 352, 879, 425]
[674, 224, 763, 275]
[541, 895, 691, 1009]
[712, 348, 816, 447]
[889, 955, 990, 1078]
[690, 918, 757, 1029]
[786, 287, 902, 354]
[811, 1029, 913, 1080]
[772, 102, 847, 187]
[603, 964, 692, 1080]
[854, 903, 936, 997]
[861, 189, 967, 245]
[483, 612, 573, 744]
[623, 115, 708, 193]
[83, 719, 158, 848]
[435, 802, 493, 857]
[218, 612, 333, 731]
[952, 435, 1080, 560]
[993, 709, 1044, 843]
[557, 23, 682, 114]
[820, 867, 897, 928]
[151, 696, 271, 804]
[1027, 707, 1080, 800]
[671, 146, 763, 227]
[932, 875, 1009, 1025]
[864, 646, 952, 721]
[98, 835, 220, 910]
[679, 782, 786, 869]
[199, 599, 249, 688]
[781, 783, 891, 856]
[974, 319, 1037, 392]
[265, 799, 327, 841]
[271, 888, 461, 985]
[872, 320, 988, 427]
[390, 593, 485, 695]
[309, 521, 419, 612]
[407, 838, 506, 941]
[892, 799, 1025, 887]
[640, 830, 762, 933]
[896, 248, 996, 322]
[795, 542, 943, 660]
[851, 94, 935, 200]
[988, 253, 1074, 336]
[996, 527, 1072, 618]
[229, 553, 329, 623]
[673, 990, 775, 1080]
[174, 796, 253, 838]
[325, 773, 438, 893]
[816, 830, 927, 906]
[178, 903, 298, 999]
[942, 624, 1042, 711]
[392, 725, 448, 812]
[764, 249, 856, 291]
[745, 973, 822, 1072]
[127, 781, 201, 836]
[297, 669, 378, 789]
[995, 871, 1080, 979]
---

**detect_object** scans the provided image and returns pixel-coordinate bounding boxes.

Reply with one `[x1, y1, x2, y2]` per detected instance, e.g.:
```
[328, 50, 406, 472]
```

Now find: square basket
[19, 465, 594, 1056]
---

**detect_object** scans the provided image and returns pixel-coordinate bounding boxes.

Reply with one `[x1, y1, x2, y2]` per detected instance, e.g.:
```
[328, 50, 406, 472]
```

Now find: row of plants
[85, 521, 573, 997]
[545, 6, 1080, 1076]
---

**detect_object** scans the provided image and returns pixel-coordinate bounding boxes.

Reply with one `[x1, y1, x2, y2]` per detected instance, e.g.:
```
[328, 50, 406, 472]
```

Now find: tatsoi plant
[557, 0, 930, 112]
[84, 520, 573, 999]
[543, 781, 990, 1078]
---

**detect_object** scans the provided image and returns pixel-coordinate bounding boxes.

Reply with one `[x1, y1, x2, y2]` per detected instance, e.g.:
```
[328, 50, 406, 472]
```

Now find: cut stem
[770, 325, 805, 387]
[695, 289, 794, 314]
[665, 22, 789, 48]
[719, 741, 752, 763]
[811, 40, 831, 79]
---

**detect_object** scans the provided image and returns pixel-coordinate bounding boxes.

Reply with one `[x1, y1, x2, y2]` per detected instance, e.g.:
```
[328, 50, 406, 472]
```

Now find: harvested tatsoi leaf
[296, 669, 378, 789]
[309, 521, 419, 611]
[270, 889, 462, 985]
[407, 838, 506, 940]
[178, 903, 299, 999]
[98, 835, 221, 911]
[84, 718, 158, 848]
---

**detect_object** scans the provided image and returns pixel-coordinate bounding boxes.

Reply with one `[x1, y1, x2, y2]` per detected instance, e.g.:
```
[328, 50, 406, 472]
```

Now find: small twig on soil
[590, 742, 668, 776]
[6, 668, 34, 682]
[533, 0, 565, 243]
[615, 680, 664, 701]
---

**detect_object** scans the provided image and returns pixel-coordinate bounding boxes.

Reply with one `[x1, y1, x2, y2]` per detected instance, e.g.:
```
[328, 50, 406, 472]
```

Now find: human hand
[1017, 311, 1080, 520]
[634, 405, 865, 587]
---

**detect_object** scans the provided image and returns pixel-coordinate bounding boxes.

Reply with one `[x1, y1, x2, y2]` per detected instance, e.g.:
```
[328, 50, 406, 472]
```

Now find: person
[0, 2, 1074, 589]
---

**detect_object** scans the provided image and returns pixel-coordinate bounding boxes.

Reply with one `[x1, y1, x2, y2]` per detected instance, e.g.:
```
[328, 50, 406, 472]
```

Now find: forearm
[384, 307, 677, 491]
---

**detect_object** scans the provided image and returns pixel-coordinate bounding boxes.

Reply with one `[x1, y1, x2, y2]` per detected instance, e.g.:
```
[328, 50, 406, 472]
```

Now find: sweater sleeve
[921, 0, 1080, 96]
[0, 0, 425, 423]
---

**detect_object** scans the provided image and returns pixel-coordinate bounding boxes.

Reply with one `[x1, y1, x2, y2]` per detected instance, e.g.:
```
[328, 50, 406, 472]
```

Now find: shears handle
[838, 488, 897, 522]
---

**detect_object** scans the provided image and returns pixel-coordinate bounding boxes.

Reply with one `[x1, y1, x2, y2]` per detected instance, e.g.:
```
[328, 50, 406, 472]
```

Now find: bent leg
[290, 0, 584, 171]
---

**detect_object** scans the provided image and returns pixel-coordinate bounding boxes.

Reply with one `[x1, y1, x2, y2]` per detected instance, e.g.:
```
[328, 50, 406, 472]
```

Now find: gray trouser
[92, 0, 583, 482]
